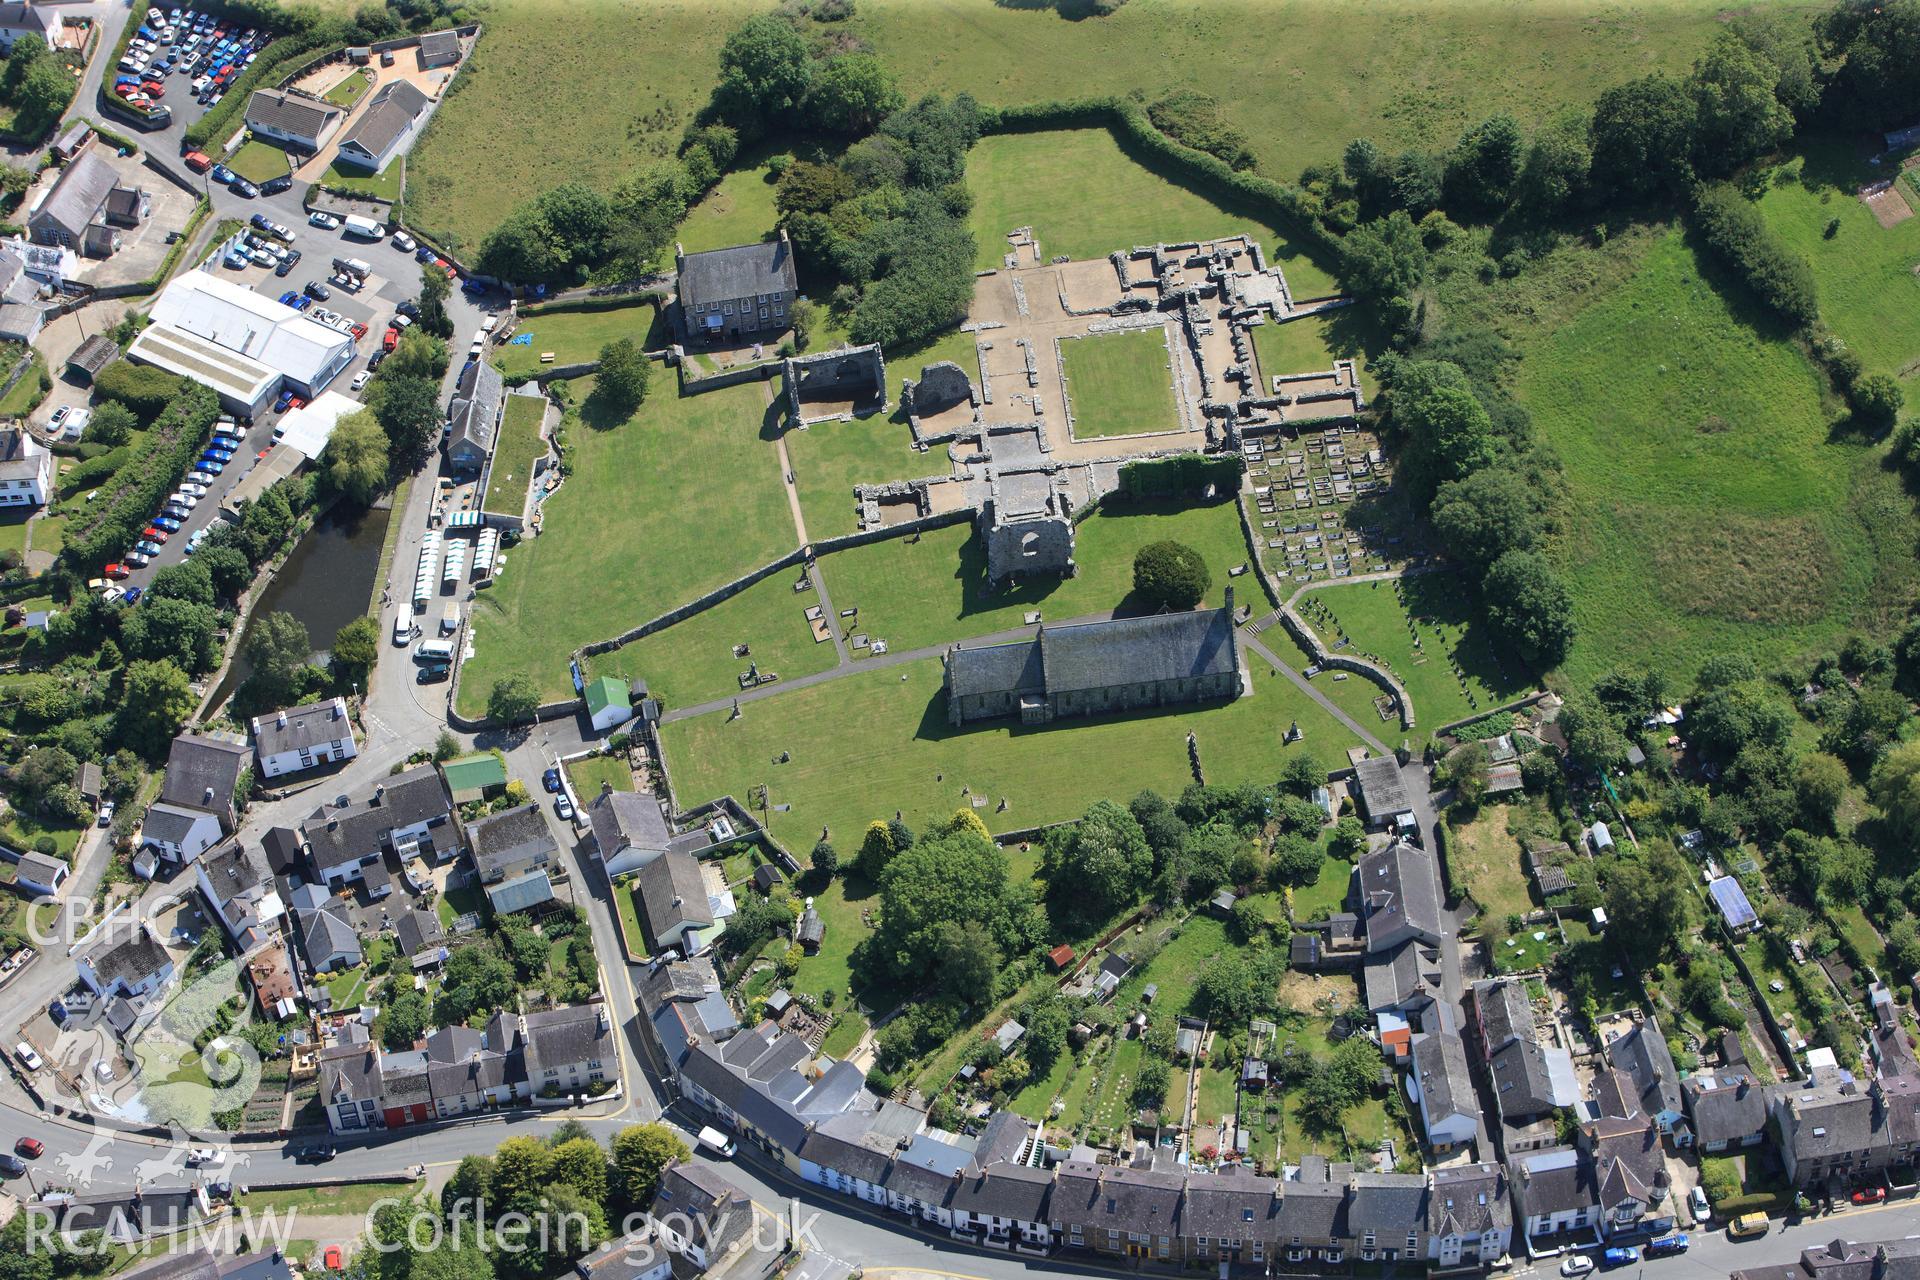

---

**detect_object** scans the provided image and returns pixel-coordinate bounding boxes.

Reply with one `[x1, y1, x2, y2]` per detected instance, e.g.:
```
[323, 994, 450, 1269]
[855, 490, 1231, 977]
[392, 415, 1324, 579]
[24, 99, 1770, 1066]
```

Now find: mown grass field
[324, 71, 371, 109]
[456, 379, 795, 717]
[673, 146, 790, 258]
[226, 139, 290, 184]
[587, 566, 836, 711]
[1061, 328, 1180, 438]
[1514, 227, 1920, 684]
[481, 394, 548, 519]
[1757, 137, 1920, 386]
[490, 302, 662, 379]
[1446, 805, 1536, 921]
[1301, 573, 1531, 727]
[819, 496, 1253, 654]
[1252, 311, 1373, 384]
[967, 128, 1339, 295]
[405, 0, 764, 253]
[857, 0, 1803, 193]
[659, 652, 1357, 849]
[321, 158, 402, 202]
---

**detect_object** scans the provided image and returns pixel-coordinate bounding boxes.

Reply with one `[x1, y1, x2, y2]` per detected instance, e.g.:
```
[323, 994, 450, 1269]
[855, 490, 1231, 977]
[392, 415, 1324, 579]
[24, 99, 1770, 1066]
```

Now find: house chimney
[203, 786, 214, 805]
[373, 785, 385, 806]
[1224, 584, 1235, 616]
[601, 781, 613, 797]
[277, 710, 288, 729]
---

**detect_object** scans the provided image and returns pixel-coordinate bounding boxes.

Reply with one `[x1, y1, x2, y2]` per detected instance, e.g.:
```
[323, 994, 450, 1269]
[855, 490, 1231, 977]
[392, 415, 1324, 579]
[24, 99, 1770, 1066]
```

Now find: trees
[488, 674, 540, 726]
[713, 14, 814, 133]
[868, 818, 1015, 984]
[244, 612, 313, 710]
[1514, 112, 1592, 220]
[1391, 360, 1496, 495]
[1872, 739, 1920, 845]
[1132, 540, 1210, 611]
[1269, 833, 1325, 888]
[1130, 789, 1188, 872]
[1691, 182, 1818, 329]
[1330, 815, 1368, 860]
[118, 660, 195, 758]
[809, 838, 838, 880]
[477, 184, 618, 284]
[1688, 31, 1794, 177]
[1043, 800, 1151, 924]
[381, 989, 430, 1050]
[932, 919, 999, 1007]
[1440, 742, 1491, 809]
[319, 410, 390, 505]
[1339, 211, 1428, 334]
[594, 338, 651, 416]
[1444, 113, 1523, 216]
[368, 375, 443, 465]
[1558, 689, 1631, 774]
[1278, 751, 1326, 798]
[1481, 549, 1575, 665]
[198, 545, 251, 601]
[1794, 752, 1849, 830]
[330, 615, 378, 689]
[610, 1123, 688, 1213]
[433, 946, 515, 1025]
[1853, 374, 1904, 430]
[1299, 1036, 1380, 1130]
[122, 597, 220, 674]
[149, 559, 216, 608]
[417, 263, 453, 338]
[808, 53, 903, 135]
[1429, 468, 1544, 572]
[547, 1136, 610, 1207]
[81, 401, 135, 448]
[857, 819, 900, 879]
[1689, 678, 1792, 762]
[1815, 0, 1920, 131]
[1605, 842, 1693, 966]
[1588, 74, 1696, 200]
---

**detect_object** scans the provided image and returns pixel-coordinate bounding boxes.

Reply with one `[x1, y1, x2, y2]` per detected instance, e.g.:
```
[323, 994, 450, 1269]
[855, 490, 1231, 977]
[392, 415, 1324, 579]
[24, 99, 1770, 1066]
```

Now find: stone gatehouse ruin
[782, 343, 887, 427]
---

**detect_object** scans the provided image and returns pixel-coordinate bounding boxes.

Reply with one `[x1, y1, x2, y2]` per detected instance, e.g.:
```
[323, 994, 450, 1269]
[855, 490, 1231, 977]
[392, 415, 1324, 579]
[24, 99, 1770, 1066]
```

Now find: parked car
[304, 280, 331, 301]
[1728, 1214, 1770, 1240]
[555, 793, 574, 821]
[1689, 1185, 1711, 1223]
[1561, 1249, 1592, 1276]
[274, 389, 295, 413]
[393, 314, 412, 330]
[152, 516, 182, 531]
[141, 525, 167, 542]
[295, 1145, 336, 1164]
[102, 563, 130, 580]
[416, 245, 436, 263]
[209, 163, 236, 184]
[232, 179, 258, 199]
[542, 767, 561, 793]
[277, 289, 301, 307]
[415, 662, 450, 684]
[309, 211, 340, 230]
[383, 327, 399, 352]
[1645, 1236, 1689, 1259]
[180, 482, 207, 498]
[323, 1248, 343, 1272]
[395, 299, 420, 320]
[0, 1154, 23, 1177]
[391, 231, 416, 252]
[14, 1138, 43, 1159]
[261, 174, 293, 196]
[350, 370, 371, 391]
[1598, 1249, 1638, 1270]
[185, 1148, 225, 1167]
[126, 549, 151, 567]
[1851, 1186, 1887, 1205]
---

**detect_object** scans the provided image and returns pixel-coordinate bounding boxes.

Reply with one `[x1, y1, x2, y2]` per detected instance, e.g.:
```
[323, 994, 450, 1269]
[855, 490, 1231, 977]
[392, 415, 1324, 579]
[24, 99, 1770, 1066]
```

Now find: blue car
[124, 586, 143, 605]
[135, 540, 162, 557]
[1600, 1248, 1640, 1270]
[193, 460, 222, 476]
[209, 164, 236, 185]
[277, 290, 300, 307]
[273, 390, 294, 413]
[152, 515, 182, 532]
[202, 451, 233, 465]
[415, 245, 436, 263]
[232, 179, 258, 199]
[1646, 1236, 1689, 1259]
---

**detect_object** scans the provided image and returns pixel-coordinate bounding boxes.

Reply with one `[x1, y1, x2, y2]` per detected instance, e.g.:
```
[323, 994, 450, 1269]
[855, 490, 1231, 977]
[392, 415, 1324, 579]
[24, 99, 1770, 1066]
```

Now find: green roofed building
[442, 751, 508, 804]
[585, 675, 632, 732]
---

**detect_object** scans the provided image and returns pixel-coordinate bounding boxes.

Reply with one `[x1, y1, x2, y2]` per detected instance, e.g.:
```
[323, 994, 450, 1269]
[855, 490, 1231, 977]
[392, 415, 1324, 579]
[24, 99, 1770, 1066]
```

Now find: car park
[415, 245, 436, 264]
[134, 539, 162, 557]
[277, 290, 301, 307]
[103, 563, 130, 580]
[396, 299, 420, 320]
[416, 662, 450, 684]
[351, 371, 371, 391]
[384, 328, 399, 351]
[305, 280, 331, 301]
[153, 516, 182, 532]
[349, 322, 368, 341]
[392, 231, 417, 252]
[393, 314, 412, 330]
[126, 549, 151, 567]
[180, 482, 208, 497]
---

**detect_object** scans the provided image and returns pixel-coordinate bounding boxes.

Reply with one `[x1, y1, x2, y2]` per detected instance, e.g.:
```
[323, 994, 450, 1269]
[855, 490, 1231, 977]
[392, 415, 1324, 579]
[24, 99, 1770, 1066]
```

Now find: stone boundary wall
[141, 150, 199, 197]
[813, 506, 970, 555]
[581, 547, 811, 660]
[677, 358, 779, 396]
[1274, 603, 1415, 731]
[1430, 691, 1552, 741]
[1234, 493, 1285, 612]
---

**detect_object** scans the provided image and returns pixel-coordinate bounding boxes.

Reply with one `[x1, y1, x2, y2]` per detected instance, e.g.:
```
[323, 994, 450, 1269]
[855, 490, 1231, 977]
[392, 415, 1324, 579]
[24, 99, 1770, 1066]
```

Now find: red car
[184, 151, 211, 173]
[1851, 1186, 1887, 1205]
[14, 1138, 43, 1158]
[287, 396, 306, 411]
[102, 563, 130, 580]
[141, 526, 169, 543]
[322, 1247, 343, 1271]
[382, 327, 399, 352]
[348, 322, 368, 341]
[113, 83, 136, 98]
[141, 81, 165, 98]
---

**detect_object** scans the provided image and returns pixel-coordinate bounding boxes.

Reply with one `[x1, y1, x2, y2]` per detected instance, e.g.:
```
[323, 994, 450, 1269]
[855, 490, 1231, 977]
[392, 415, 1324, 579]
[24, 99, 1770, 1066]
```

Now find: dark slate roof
[1275, 1176, 1349, 1241]
[317, 1041, 382, 1102]
[143, 802, 210, 846]
[1353, 754, 1412, 817]
[1348, 1173, 1428, 1237]
[637, 849, 714, 945]
[1777, 1077, 1883, 1164]
[416, 30, 459, 61]
[301, 764, 453, 871]
[0, 4, 55, 37]
[799, 1112, 896, 1184]
[950, 1164, 1053, 1224]
[678, 239, 797, 306]
[1413, 1030, 1474, 1123]
[1181, 1170, 1279, 1241]
[681, 1041, 811, 1151]
[448, 357, 503, 457]
[15, 850, 66, 887]
[1589, 1114, 1667, 1207]
[973, 1109, 1033, 1167]
[251, 698, 353, 760]
[67, 333, 119, 376]
[946, 637, 1044, 701]
[32, 150, 115, 240]
[298, 901, 361, 967]
[1041, 607, 1237, 694]
[1514, 1147, 1595, 1219]
[1048, 1162, 1183, 1235]
[1609, 1019, 1683, 1118]
[426, 1024, 485, 1063]
[1358, 841, 1443, 947]
[885, 1150, 959, 1206]
[342, 79, 431, 159]
[1363, 939, 1438, 1012]
[160, 732, 250, 812]
[395, 906, 445, 958]
[468, 803, 558, 878]
[1475, 979, 1535, 1050]
[1429, 1164, 1509, 1238]
[84, 926, 170, 986]
[588, 787, 669, 857]
[1682, 1073, 1767, 1147]
[1491, 1038, 1560, 1120]
[245, 89, 340, 140]
[523, 1004, 614, 1075]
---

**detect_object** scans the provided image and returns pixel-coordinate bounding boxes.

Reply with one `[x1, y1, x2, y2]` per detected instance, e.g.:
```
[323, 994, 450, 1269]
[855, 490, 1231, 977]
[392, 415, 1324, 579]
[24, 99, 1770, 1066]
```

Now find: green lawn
[32, 512, 65, 557]
[1252, 312, 1372, 383]
[434, 878, 484, 930]
[1092, 1037, 1146, 1131]
[227, 139, 290, 184]
[481, 394, 548, 519]
[405, 0, 767, 253]
[1758, 138, 1920, 386]
[241, 1179, 424, 1216]
[612, 874, 645, 956]
[674, 146, 791, 258]
[1291, 849, 1353, 923]
[566, 753, 632, 798]
[1, 811, 83, 858]
[321, 158, 403, 202]
[586, 567, 836, 712]
[1300, 573, 1532, 727]
[967, 127, 1339, 294]
[820, 496, 1253, 655]
[324, 72, 372, 109]
[1515, 225, 1918, 684]
[457, 379, 796, 716]
[490, 302, 662, 379]
[660, 651, 1357, 850]
[784, 326, 977, 540]
[820, 1012, 866, 1060]
[1446, 806, 1537, 922]
[1060, 327, 1180, 439]
[1122, 914, 1230, 1015]
[0, 509, 30, 560]
[0, 355, 47, 418]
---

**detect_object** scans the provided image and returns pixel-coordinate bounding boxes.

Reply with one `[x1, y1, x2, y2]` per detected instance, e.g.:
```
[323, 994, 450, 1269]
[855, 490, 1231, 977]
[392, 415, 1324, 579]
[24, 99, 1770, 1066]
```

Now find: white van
[392, 605, 414, 647]
[342, 215, 385, 241]
[440, 602, 459, 635]
[414, 638, 453, 663]
[696, 1126, 736, 1158]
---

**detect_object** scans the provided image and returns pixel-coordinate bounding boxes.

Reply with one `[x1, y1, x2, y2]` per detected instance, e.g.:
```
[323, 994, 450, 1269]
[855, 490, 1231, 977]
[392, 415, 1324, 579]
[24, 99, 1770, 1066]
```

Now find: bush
[1117, 452, 1241, 499]
[92, 361, 184, 419]
[1691, 182, 1818, 330]
[1132, 540, 1210, 611]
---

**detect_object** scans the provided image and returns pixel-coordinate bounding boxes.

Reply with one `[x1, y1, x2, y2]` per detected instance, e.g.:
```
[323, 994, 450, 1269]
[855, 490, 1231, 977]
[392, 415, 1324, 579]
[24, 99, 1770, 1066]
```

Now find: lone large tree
[1133, 540, 1210, 611]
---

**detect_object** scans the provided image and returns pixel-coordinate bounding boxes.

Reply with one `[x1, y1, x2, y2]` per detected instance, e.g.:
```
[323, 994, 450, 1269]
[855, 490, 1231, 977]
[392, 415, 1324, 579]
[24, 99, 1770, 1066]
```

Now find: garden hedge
[1117, 452, 1243, 499]
[1690, 182, 1819, 331]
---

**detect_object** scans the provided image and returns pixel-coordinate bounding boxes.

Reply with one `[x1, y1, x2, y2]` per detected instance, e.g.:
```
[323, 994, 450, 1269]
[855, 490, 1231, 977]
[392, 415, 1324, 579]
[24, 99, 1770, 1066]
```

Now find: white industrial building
[128, 269, 356, 415]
